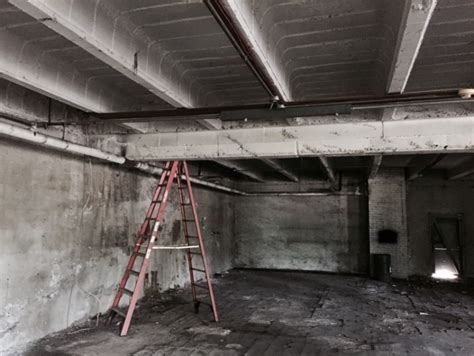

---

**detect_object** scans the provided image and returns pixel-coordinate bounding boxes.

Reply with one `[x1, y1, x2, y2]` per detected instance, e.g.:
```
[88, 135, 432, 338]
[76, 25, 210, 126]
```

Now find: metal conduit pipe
[0, 120, 247, 195]
[0, 120, 126, 164]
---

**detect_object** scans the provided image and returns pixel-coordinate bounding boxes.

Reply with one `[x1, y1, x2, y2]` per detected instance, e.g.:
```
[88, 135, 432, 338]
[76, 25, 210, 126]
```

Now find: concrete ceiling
[1, 0, 473, 182]
[406, 0, 474, 92]
[3, 0, 473, 110]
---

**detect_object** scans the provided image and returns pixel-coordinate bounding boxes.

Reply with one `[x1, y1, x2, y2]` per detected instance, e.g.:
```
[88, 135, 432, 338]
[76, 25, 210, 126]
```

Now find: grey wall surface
[233, 194, 369, 274]
[407, 176, 474, 278]
[0, 139, 234, 353]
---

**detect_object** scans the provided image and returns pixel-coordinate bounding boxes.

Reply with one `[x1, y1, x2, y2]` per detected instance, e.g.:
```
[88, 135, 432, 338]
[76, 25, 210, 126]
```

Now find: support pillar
[368, 168, 409, 278]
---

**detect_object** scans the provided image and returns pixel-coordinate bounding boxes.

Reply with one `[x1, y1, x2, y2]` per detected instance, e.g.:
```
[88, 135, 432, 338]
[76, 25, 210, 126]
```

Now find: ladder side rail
[138, 161, 172, 237]
[112, 161, 172, 309]
[177, 168, 198, 304]
[120, 161, 180, 336]
[182, 161, 219, 322]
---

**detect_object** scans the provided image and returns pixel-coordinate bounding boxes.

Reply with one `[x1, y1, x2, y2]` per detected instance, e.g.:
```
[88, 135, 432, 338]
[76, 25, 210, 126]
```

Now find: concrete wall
[407, 176, 474, 278]
[368, 168, 408, 278]
[0, 139, 234, 353]
[233, 193, 369, 274]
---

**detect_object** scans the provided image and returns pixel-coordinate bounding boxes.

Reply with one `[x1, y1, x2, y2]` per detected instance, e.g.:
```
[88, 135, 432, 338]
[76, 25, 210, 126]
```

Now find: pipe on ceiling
[0, 120, 247, 195]
[204, 0, 283, 102]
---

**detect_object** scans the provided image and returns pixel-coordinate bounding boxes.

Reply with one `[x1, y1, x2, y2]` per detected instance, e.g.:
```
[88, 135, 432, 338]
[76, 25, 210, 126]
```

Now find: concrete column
[368, 168, 408, 278]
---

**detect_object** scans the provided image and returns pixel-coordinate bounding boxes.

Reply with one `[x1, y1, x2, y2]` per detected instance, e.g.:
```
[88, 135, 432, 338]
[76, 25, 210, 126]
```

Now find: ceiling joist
[386, 0, 437, 93]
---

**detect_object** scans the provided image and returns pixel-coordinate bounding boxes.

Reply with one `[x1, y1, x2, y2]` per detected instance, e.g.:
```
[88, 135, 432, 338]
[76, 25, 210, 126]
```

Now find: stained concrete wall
[233, 193, 369, 274]
[0, 138, 234, 353]
[368, 168, 408, 278]
[407, 176, 474, 278]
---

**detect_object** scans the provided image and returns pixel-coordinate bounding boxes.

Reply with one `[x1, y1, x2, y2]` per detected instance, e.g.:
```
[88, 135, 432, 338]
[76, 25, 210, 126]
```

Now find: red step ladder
[109, 160, 218, 336]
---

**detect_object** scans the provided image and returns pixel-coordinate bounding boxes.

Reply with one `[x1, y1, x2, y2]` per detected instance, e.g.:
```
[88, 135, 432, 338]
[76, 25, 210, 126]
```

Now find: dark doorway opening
[430, 214, 464, 280]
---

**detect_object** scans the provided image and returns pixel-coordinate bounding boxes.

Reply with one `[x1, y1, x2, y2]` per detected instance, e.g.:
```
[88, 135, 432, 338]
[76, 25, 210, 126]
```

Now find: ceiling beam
[318, 157, 337, 186]
[407, 154, 445, 180]
[10, 0, 221, 130]
[386, 0, 437, 93]
[447, 157, 474, 180]
[216, 0, 292, 101]
[0, 29, 129, 113]
[10, 0, 194, 107]
[125, 117, 474, 161]
[261, 159, 298, 182]
[369, 155, 383, 179]
[214, 160, 265, 182]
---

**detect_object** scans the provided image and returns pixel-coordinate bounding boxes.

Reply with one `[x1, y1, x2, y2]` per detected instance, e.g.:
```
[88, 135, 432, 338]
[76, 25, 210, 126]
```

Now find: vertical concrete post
[368, 168, 409, 278]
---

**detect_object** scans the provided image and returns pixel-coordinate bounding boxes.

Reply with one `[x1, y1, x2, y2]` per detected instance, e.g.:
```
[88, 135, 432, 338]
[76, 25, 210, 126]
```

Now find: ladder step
[111, 307, 126, 318]
[135, 252, 146, 257]
[183, 219, 195, 222]
[186, 235, 198, 239]
[121, 288, 134, 296]
[151, 200, 162, 203]
[128, 269, 140, 277]
[191, 268, 206, 273]
[193, 283, 209, 290]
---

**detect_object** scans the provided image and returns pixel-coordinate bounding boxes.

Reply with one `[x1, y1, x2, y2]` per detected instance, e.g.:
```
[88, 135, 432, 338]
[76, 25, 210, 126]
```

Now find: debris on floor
[22, 270, 474, 355]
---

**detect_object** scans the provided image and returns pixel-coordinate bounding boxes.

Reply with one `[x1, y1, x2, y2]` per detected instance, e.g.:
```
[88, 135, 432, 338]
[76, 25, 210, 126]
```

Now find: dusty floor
[22, 270, 474, 355]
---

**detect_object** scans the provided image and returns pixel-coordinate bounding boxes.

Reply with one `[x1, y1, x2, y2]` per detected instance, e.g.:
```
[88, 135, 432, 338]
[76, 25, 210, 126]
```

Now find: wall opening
[430, 214, 463, 280]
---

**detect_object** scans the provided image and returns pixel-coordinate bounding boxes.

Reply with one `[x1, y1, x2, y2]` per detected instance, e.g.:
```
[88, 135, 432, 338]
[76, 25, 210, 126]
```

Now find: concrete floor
[23, 270, 474, 355]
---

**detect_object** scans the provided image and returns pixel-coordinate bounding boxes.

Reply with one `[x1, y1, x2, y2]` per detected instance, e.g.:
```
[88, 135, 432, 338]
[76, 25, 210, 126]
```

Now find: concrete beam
[10, 0, 223, 130]
[0, 28, 130, 113]
[407, 154, 445, 180]
[221, 0, 291, 101]
[261, 159, 298, 182]
[369, 155, 383, 179]
[125, 117, 474, 160]
[387, 0, 437, 93]
[214, 160, 265, 182]
[447, 157, 474, 180]
[10, 0, 197, 108]
[318, 157, 337, 186]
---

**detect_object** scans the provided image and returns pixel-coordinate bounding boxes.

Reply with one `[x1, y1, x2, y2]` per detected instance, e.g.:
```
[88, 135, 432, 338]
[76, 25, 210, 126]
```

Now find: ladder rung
[152, 245, 199, 250]
[121, 288, 134, 296]
[191, 268, 206, 273]
[189, 252, 202, 256]
[128, 269, 140, 277]
[151, 200, 162, 203]
[111, 307, 126, 318]
[186, 235, 198, 239]
[193, 283, 209, 290]
[146, 217, 157, 221]
[135, 252, 146, 257]
[183, 219, 195, 222]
